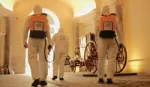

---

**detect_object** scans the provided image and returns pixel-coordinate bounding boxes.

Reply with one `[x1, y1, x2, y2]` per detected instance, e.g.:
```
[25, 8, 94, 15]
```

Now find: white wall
[123, 0, 150, 74]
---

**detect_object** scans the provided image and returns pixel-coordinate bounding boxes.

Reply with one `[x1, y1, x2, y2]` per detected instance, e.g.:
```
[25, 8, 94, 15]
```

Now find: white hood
[58, 28, 64, 33]
[33, 5, 42, 14]
[101, 6, 110, 15]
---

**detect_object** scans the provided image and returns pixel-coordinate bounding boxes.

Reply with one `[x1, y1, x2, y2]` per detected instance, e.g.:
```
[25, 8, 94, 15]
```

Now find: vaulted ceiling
[0, 0, 96, 17]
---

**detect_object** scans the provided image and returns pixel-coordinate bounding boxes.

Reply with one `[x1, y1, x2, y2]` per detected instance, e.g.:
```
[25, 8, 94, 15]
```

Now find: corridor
[0, 0, 150, 87]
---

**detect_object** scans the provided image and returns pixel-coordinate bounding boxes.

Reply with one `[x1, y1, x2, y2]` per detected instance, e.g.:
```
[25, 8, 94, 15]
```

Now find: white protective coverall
[97, 6, 123, 79]
[23, 5, 51, 81]
[51, 28, 69, 78]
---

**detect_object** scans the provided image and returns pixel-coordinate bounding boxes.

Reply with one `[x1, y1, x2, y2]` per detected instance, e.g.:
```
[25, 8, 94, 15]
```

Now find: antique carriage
[70, 32, 127, 74]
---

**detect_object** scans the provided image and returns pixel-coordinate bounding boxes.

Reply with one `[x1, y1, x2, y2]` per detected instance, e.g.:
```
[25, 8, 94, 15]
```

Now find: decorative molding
[75, 9, 96, 24]
[0, 3, 13, 16]
[128, 58, 149, 62]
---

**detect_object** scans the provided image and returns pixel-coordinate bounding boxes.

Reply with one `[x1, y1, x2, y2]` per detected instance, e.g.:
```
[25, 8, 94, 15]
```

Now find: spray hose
[44, 38, 54, 63]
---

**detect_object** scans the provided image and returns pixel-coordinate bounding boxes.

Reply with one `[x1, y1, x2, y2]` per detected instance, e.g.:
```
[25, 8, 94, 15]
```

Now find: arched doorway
[25, 8, 60, 75]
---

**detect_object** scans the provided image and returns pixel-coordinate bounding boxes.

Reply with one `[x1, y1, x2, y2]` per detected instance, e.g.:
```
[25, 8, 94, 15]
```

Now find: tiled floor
[0, 72, 150, 87]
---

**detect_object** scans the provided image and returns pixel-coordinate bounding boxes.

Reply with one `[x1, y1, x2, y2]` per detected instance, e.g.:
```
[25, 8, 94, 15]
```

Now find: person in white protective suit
[97, 6, 123, 84]
[50, 28, 69, 81]
[23, 5, 51, 86]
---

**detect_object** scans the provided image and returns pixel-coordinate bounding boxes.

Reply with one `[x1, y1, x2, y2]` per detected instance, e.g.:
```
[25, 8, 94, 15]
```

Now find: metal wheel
[115, 43, 127, 73]
[84, 41, 98, 74]
[70, 59, 81, 72]
[70, 60, 76, 72]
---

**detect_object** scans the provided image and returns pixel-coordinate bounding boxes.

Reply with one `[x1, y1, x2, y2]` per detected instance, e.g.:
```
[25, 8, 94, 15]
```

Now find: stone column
[72, 19, 79, 49]
[0, 16, 6, 67]
[116, 0, 124, 43]
[4, 16, 15, 74]
[94, 0, 102, 43]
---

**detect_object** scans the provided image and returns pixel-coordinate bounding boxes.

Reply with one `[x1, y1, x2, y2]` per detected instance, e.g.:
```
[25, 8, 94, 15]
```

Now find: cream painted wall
[0, 3, 13, 16]
[76, 10, 96, 38]
[12, 0, 74, 73]
[66, 0, 96, 17]
[123, 0, 150, 74]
